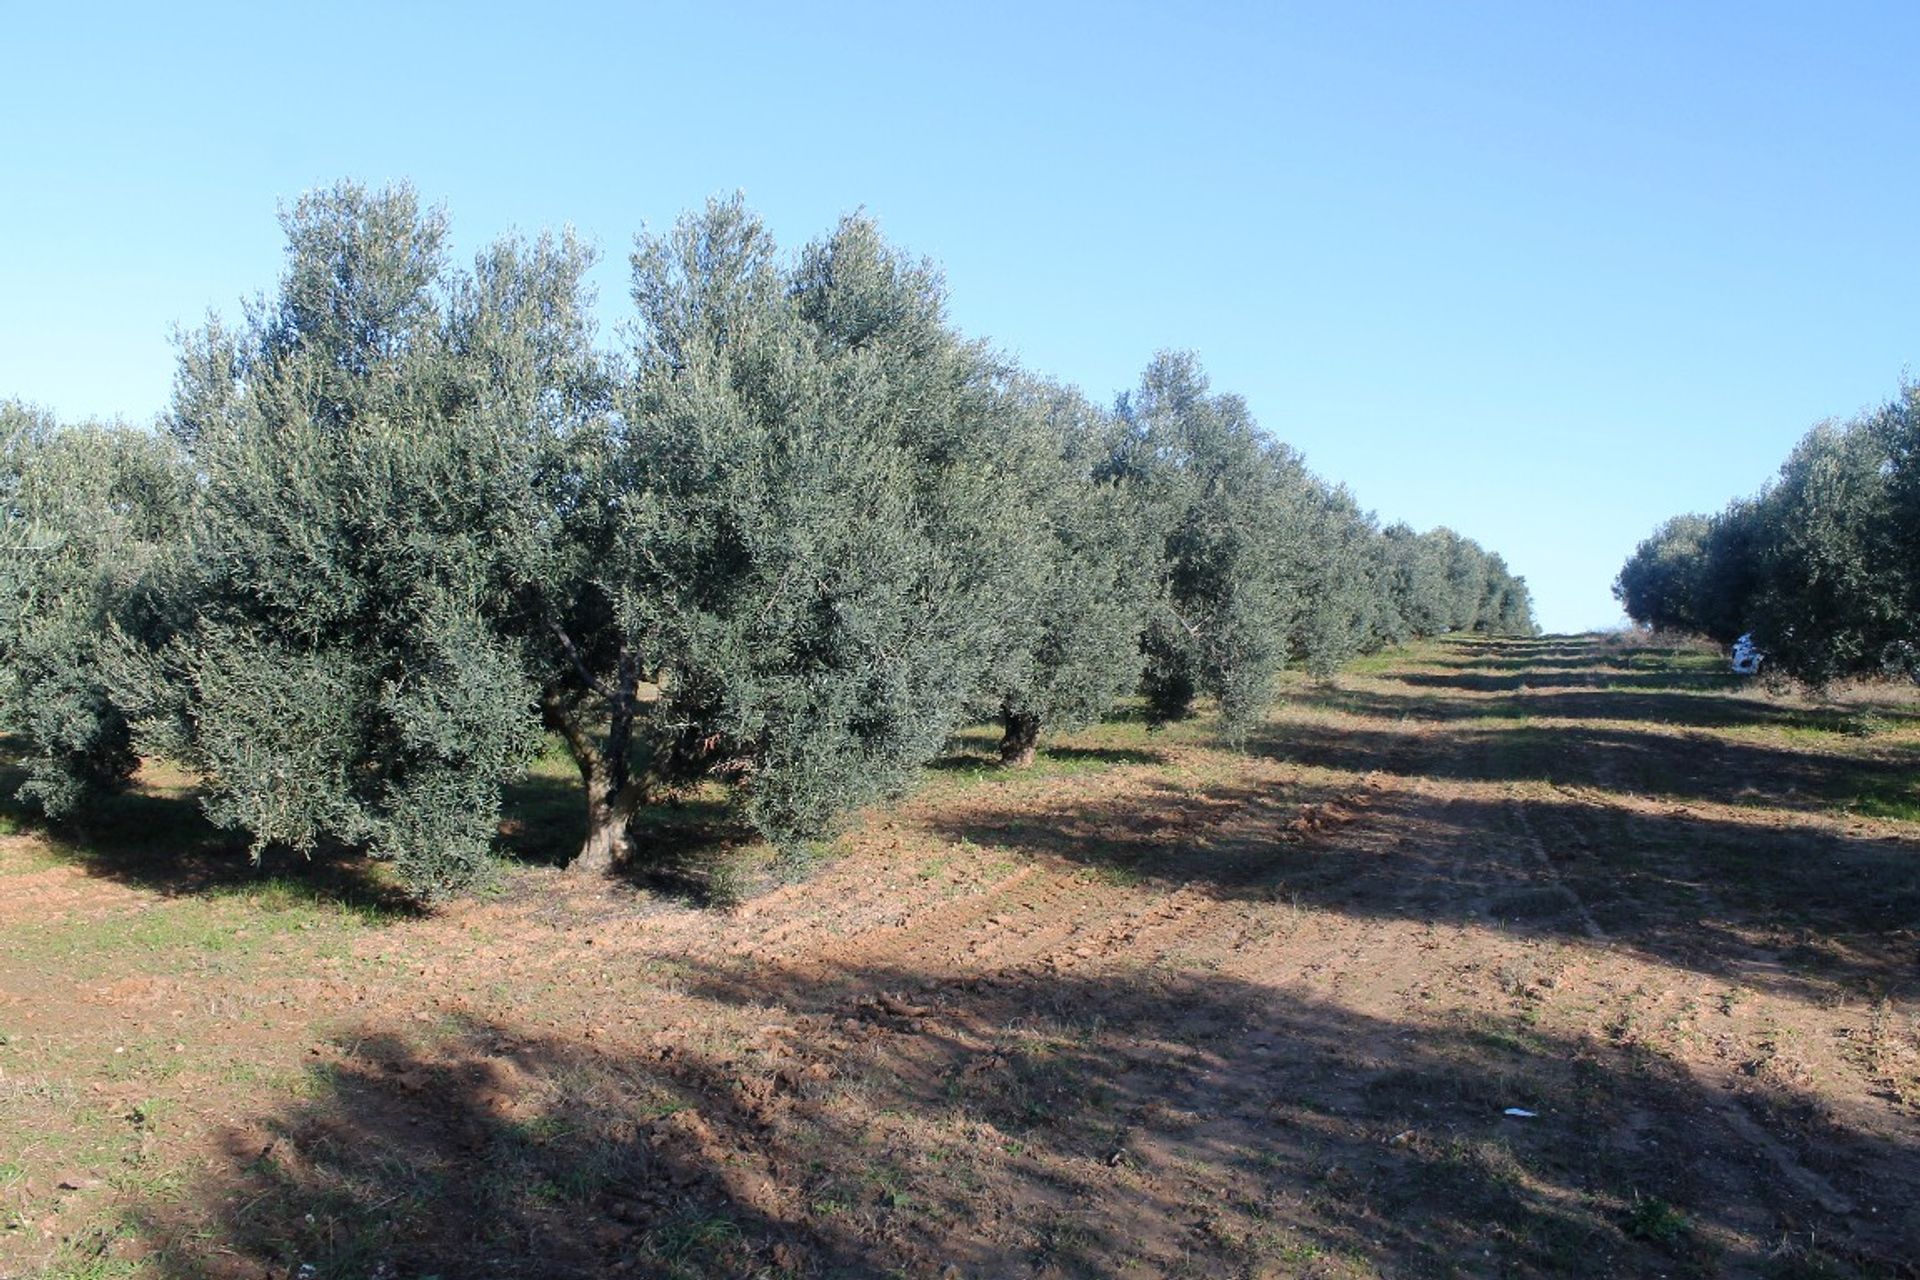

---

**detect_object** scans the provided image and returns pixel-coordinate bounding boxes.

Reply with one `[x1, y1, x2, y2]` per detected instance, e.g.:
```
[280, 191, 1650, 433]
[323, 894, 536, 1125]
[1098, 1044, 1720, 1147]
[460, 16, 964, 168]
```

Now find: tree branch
[545, 617, 619, 701]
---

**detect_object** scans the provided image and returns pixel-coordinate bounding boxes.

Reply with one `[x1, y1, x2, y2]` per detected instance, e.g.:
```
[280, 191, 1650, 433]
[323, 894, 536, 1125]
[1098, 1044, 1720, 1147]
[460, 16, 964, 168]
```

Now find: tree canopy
[1616, 384, 1920, 686]
[5, 182, 1537, 900]
[0, 403, 187, 817]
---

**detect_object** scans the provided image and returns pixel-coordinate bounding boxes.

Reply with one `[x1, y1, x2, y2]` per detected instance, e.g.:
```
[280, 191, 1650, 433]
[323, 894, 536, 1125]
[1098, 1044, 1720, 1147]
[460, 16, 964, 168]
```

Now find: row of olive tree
[2, 183, 1535, 899]
[1615, 383, 1920, 685]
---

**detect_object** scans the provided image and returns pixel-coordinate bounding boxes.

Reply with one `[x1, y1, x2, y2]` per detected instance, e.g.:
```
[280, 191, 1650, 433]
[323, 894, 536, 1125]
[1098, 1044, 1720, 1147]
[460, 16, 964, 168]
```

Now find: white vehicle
[1731, 633, 1764, 676]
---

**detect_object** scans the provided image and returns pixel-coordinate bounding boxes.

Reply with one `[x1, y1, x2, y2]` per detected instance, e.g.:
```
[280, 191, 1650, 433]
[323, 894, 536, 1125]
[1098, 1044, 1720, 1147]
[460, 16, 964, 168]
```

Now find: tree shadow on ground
[123, 964, 1916, 1279]
[1444, 655, 1708, 674]
[0, 740, 756, 915]
[926, 763, 1920, 1005]
[926, 745, 1165, 774]
[1395, 668, 1742, 695]
[1306, 681, 1845, 731]
[496, 769, 753, 907]
[0, 745, 415, 918]
[1254, 711, 1920, 816]
[929, 720, 1168, 775]
[1400, 638, 1920, 725]
[1467, 791, 1920, 1000]
[1446, 637, 1611, 661]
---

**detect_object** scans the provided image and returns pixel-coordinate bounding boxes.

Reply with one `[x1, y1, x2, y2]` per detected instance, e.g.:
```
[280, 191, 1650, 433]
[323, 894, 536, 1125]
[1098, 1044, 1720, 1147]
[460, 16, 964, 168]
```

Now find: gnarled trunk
[543, 685, 646, 876]
[571, 774, 643, 875]
[999, 707, 1042, 768]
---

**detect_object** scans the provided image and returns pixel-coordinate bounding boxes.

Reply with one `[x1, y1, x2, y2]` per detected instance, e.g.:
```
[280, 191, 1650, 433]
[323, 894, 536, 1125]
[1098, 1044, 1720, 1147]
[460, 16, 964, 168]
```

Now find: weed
[1623, 1193, 1690, 1245]
[772, 839, 834, 883]
[703, 851, 755, 911]
[36, 1229, 141, 1280]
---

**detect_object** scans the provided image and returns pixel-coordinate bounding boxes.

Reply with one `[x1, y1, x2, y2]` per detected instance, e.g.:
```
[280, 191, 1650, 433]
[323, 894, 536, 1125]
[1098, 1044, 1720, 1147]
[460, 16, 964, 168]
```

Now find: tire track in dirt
[1513, 789, 1864, 1219]
[1501, 676, 1883, 1236]
[1510, 802, 1608, 944]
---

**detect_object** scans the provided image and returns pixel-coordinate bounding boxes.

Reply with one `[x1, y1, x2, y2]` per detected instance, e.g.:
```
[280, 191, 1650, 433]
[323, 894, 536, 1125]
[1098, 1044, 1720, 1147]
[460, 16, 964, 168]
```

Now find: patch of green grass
[11, 888, 379, 984]
[923, 716, 1174, 795]
[35, 1231, 143, 1280]
[701, 849, 756, 910]
[1339, 646, 1418, 676]
[1088, 861, 1146, 888]
[1846, 773, 1920, 822]
[646, 1209, 744, 1261]
[1622, 1193, 1690, 1246]
[495, 739, 588, 866]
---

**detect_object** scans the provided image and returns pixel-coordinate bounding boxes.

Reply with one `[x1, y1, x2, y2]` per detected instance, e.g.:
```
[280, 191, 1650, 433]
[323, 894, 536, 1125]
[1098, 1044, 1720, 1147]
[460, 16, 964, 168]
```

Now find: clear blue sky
[5, 1, 1917, 632]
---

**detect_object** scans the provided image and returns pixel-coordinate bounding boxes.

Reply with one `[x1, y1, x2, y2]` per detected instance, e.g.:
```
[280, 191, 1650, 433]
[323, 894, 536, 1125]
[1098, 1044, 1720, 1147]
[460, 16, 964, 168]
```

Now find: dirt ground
[2, 635, 1918, 1278]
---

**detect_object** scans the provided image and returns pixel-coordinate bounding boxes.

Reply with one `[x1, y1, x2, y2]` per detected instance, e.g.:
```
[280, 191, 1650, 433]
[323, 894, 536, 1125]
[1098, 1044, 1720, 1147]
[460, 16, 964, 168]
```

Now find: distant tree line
[1615, 382, 1920, 685]
[1, 183, 1535, 899]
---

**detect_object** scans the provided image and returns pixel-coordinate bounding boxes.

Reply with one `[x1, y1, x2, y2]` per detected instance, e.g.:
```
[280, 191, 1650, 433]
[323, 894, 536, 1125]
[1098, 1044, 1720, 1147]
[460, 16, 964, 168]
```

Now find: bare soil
[2, 635, 1918, 1278]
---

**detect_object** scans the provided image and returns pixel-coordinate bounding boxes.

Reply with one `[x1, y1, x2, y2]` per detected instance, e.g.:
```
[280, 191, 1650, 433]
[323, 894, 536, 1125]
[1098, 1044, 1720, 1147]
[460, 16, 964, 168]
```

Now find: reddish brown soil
[2, 635, 1917, 1278]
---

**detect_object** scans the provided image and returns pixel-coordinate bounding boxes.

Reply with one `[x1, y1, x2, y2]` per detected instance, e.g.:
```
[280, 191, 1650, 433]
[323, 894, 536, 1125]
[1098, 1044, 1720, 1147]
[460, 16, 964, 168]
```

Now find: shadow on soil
[2, 727, 1165, 916]
[1317, 678, 1915, 735]
[57, 635, 1920, 1276]
[1394, 668, 1739, 695]
[928, 745, 1165, 773]
[928, 772, 1920, 1005]
[925, 635, 1920, 1003]
[497, 769, 756, 906]
[0, 748, 417, 918]
[1254, 713, 1920, 814]
[126, 963, 1915, 1279]
[0, 744, 757, 915]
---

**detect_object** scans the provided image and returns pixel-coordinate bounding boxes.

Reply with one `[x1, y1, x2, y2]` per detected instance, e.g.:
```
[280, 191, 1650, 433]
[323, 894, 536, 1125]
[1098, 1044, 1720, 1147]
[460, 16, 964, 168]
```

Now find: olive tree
[561, 199, 1053, 861]
[111, 183, 595, 897]
[987, 382, 1156, 765]
[1616, 383, 1920, 677]
[1289, 482, 1385, 677]
[1114, 352, 1310, 740]
[111, 186, 1128, 894]
[1614, 514, 1716, 634]
[1745, 414, 1901, 684]
[0, 405, 187, 818]
[79, 182, 1545, 899]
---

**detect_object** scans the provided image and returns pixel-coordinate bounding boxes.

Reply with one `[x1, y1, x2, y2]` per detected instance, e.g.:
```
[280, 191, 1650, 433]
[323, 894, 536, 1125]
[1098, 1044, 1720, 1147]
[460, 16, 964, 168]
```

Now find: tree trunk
[571, 778, 643, 876]
[543, 687, 644, 876]
[999, 708, 1043, 768]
